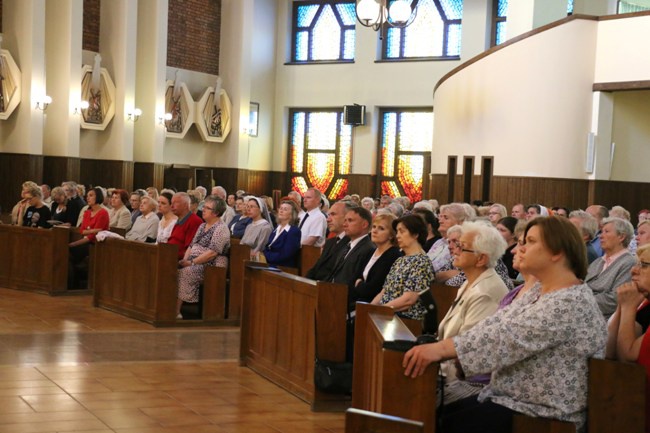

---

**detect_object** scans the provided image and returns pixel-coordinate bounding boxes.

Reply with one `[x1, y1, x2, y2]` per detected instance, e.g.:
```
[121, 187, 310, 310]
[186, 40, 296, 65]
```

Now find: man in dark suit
[328, 207, 374, 288]
[305, 200, 355, 280]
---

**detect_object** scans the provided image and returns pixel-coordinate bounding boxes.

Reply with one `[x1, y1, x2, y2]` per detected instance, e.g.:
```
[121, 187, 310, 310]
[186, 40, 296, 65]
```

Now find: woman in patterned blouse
[372, 214, 434, 321]
[403, 216, 607, 433]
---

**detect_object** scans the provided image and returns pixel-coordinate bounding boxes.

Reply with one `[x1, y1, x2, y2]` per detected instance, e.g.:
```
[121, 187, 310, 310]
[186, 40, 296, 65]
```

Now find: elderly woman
[429, 203, 476, 275]
[229, 196, 252, 237]
[372, 214, 434, 320]
[404, 217, 606, 433]
[352, 213, 402, 306]
[637, 220, 650, 249]
[108, 189, 132, 231]
[22, 184, 52, 228]
[126, 196, 160, 242]
[487, 204, 507, 226]
[50, 186, 74, 225]
[438, 221, 508, 403]
[69, 187, 109, 263]
[261, 197, 302, 268]
[241, 196, 273, 259]
[11, 181, 40, 226]
[188, 190, 202, 219]
[569, 210, 600, 264]
[585, 217, 637, 319]
[156, 191, 177, 244]
[361, 196, 375, 214]
[606, 243, 650, 433]
[177, 196, 230, 318]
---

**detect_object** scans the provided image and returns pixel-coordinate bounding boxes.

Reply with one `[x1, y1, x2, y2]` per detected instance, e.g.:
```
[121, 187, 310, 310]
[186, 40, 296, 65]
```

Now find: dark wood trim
[462, 156, 474, 203]
[481, 156, 494, 202]
[447, 156, 457, 203]
[434, 14, 599, 94]
[598, 9, 650, 21]
[593, 80, 650, 92]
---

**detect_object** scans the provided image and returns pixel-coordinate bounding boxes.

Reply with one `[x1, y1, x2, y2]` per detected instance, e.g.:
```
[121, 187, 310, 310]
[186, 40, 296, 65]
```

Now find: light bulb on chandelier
[356, 0, 418, 36]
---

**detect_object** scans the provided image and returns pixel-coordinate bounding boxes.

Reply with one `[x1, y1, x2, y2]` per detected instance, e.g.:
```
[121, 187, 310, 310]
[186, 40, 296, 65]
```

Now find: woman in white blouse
[108, 189, 132, 231]
[156, 191, 177, 243]
[126, 196, 160, 242]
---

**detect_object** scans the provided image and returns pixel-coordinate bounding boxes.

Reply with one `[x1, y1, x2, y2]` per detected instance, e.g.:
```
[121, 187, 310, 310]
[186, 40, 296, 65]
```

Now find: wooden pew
[512, 415, 575, 433]
[430, 282, 458, 324]
[300, 244, 322, 277]
[588, 358, 645, 433]
[92, 237, 229, 326]
[346, 408, 424, 433]
[0, 225, 70, 295]
[352, 303, 437, 433]
[227, 241, 251, 322]
[240, 264, 350, 411]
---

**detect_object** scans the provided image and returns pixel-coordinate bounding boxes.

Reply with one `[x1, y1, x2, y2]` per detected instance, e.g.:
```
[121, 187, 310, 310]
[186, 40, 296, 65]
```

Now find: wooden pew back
[300, 245, 322, 277]
[346, 408, 424, 433]
[352, 303, 437, 433]
[228, 241, 250, 321]
[431, 282, 458, 324]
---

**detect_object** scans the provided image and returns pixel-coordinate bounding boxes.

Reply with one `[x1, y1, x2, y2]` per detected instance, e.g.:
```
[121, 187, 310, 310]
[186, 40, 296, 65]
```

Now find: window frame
[490, 0, 507, 47]
[379, 0, 463, 61]
[290, 0, 356, 64]
[376, 107, 433, 202]
[288, 107, 353, 199]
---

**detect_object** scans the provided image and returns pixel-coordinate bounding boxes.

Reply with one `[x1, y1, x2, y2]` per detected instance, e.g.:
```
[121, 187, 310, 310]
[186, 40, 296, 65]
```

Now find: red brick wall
[83, 0, 100, 52]
[167, 0, 221, 75]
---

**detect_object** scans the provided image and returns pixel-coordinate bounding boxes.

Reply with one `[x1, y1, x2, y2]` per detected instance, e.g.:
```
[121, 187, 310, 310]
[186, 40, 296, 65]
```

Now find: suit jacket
[349, 246, 402, 305]
[263, 225, 302, 268]
[306, 234, 350, 281]
[330, 235, 375, 288]
[585, 251, 636, 319]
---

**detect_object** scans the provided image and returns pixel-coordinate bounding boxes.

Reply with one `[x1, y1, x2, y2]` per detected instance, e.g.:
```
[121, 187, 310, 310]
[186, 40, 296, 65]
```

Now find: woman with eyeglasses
[606, 243, 650, 433]
[176, 195, 230, 318]
[21, 183, 52, 228]
[403, 217, 606, 433]
[240, 196, 273, 260]
[437, 221, 508, 404]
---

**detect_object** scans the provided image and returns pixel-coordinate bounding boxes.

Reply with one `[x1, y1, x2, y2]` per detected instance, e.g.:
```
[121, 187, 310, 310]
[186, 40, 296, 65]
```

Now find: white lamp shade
[389, 0, 412, 23]
[357, 0, 380, 24]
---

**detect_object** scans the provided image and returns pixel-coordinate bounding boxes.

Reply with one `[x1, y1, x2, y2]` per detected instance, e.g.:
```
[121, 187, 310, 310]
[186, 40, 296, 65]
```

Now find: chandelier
[355, 0, 419, 34]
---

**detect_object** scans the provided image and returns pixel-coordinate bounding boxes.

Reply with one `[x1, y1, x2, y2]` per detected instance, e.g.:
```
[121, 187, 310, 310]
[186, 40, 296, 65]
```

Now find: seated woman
[50, 186, 75, 226]
[241, 196, 273, 260]
[372, 214, 434, 321]
[606, 243, 650, 433]
[11, 181, 39, 226]
[229, 196, 251, 237]
[412, 207, 441, 252]
[431, 203, 476, 277]
[403, 217, 607, 433]
[585, 217, 636, 319]
[156, 191, 177, 244]
[637, 220, 650, 249]
[108, 189, 132, 231]
[261, 197, 301, 268]
[351, 213, 402, 307]
[496, 216, 518, 279]
[176, 196, 230, 318]
[22, 183, 52, 228]
[438, 221, 508, 404]
[69, 187, 109, 267]
[498, 220, 538, 308]
[126, 196, 160, 242]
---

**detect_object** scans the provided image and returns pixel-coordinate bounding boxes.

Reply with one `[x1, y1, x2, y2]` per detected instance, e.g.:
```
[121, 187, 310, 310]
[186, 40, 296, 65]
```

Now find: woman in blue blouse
[261, 197, 302, 268]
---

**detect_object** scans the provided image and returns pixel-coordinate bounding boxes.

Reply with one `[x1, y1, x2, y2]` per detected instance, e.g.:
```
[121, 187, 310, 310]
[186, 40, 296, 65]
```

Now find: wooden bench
[300, 244, 322, 277]
[430, 282, 458, 324]
[91, 237, 229, 326]
[351, 302, 437, 433]
[0, 225, 71, 295]
[227, 241, 251, 322]
[346, 408, 424, 433]
[240, 264, 350, 411]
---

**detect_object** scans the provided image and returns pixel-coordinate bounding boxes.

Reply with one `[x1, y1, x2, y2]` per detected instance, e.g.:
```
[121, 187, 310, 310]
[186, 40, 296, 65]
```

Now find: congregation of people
[6, 180, 650, 432]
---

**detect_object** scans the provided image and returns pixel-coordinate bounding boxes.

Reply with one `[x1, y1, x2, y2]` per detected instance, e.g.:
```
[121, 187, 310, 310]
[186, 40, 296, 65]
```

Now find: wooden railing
[240, 264, 349, 411]
[0, 225, 70, 295]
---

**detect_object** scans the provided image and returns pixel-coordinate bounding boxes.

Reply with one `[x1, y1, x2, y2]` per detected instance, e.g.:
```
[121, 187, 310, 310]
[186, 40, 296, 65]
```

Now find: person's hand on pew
[403, 338, 457, 378]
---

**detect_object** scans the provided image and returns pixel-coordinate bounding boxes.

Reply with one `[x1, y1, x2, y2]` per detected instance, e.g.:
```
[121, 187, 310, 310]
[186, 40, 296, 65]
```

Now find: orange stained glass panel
[398, 154, 424, 203]
[307, 153, 335, 194]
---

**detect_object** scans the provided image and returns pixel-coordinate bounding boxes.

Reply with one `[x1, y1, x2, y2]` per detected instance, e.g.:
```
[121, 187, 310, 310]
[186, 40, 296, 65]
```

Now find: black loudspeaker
[343, 104, 366, 126]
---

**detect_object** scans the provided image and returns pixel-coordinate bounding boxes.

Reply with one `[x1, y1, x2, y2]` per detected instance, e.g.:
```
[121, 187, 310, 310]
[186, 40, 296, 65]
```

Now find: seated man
[168, 192, 203, 260]
[306, 200, 354, 281]
[328, 207, 374, 290]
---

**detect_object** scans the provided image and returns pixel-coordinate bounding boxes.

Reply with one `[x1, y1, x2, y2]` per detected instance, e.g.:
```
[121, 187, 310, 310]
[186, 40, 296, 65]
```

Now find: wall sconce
[73, 100, 90, 115]
[35, 95, 52, 111]
[127, 108, 142, 122]
[158, 112, 172, 125]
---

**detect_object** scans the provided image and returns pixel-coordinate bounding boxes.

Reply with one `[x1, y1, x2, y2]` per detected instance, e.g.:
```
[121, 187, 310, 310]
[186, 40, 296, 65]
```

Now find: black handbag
[313, 358, 353, 394]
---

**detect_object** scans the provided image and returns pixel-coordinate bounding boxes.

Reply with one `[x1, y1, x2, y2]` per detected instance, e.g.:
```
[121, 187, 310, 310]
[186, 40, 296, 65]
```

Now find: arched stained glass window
[383, 0, 463, 59]
[292, 1, 356, 62]
[289, 109, 353, 200]
[378, 109, 433, 203]
[491, 0, 508, 46]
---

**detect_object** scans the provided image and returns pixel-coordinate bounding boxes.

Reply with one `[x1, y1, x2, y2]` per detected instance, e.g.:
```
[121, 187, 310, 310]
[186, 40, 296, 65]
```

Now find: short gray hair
[461, 221, 507, 268]
[204, 195, 227, 217]
[440, 203, 476, 224]
[361, 197, 375, 209]
[609, 205, 631, 221]
[413, 201, 434, 212]
[174, 192, 191, 207]
[569, 210, 598, 241]
[602, 217, 635, 247]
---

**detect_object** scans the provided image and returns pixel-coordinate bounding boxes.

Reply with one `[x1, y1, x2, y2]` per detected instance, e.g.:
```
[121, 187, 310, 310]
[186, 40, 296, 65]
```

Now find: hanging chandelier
[355, 0, 419, 34]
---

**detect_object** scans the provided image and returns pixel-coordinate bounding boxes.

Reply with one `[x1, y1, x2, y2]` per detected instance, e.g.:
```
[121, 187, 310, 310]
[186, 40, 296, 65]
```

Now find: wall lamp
[73, 100, 90, 115]
[158, 112, 172, 125]
[35, 95, 52, 111]
[128, 108, 142, 122]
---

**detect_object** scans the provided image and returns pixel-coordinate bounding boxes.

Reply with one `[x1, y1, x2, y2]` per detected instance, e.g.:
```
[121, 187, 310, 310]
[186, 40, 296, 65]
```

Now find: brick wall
[83, 0, 100, 52]
[167, 0, 221, 75]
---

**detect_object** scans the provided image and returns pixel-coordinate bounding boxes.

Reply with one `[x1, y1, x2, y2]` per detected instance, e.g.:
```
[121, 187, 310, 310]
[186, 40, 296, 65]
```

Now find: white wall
[610, 90, 650, 182]
[594, 14, 650, 83]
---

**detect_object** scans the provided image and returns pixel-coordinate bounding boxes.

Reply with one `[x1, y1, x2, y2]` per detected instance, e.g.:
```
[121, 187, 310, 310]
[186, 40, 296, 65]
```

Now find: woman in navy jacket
[262, 197, 302, 268]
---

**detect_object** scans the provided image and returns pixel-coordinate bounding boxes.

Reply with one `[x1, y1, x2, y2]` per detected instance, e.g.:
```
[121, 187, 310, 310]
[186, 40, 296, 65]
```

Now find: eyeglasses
[448, 240, 461, 249]
[203, 206, 214, 212]
[460, 248, 477, 254]
[634, 260, 650, 270]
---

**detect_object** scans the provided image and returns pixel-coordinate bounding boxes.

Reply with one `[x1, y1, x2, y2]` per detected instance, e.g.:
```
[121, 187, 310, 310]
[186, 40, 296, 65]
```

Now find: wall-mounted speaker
[343, 104, 366, 126]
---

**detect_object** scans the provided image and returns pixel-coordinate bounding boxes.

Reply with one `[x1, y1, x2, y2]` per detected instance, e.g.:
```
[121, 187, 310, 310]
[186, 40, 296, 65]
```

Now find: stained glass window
[290, 109, 353, 200]
[492, 0, 508, 46]
[292, 1, 356, 62]
[383, 0, 463, 59]
[378, 109, 433, 203]
[617, 0, 650, 13]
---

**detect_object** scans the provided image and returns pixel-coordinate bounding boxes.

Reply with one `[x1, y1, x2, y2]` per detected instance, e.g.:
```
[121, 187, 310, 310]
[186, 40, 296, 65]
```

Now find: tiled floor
[0, 288, 344, 433]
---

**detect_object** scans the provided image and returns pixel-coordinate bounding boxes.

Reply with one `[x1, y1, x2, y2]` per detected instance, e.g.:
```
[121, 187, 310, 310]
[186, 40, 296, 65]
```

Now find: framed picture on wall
[249, 102, 259, 137]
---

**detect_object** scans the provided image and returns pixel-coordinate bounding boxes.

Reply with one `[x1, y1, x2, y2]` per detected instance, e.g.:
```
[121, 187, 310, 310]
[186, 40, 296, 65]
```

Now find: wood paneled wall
[43, 156, 81, 188]
[0, 153, 43, 216]
[134, 162, 165, 191]
[80, 159, 134, 192]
